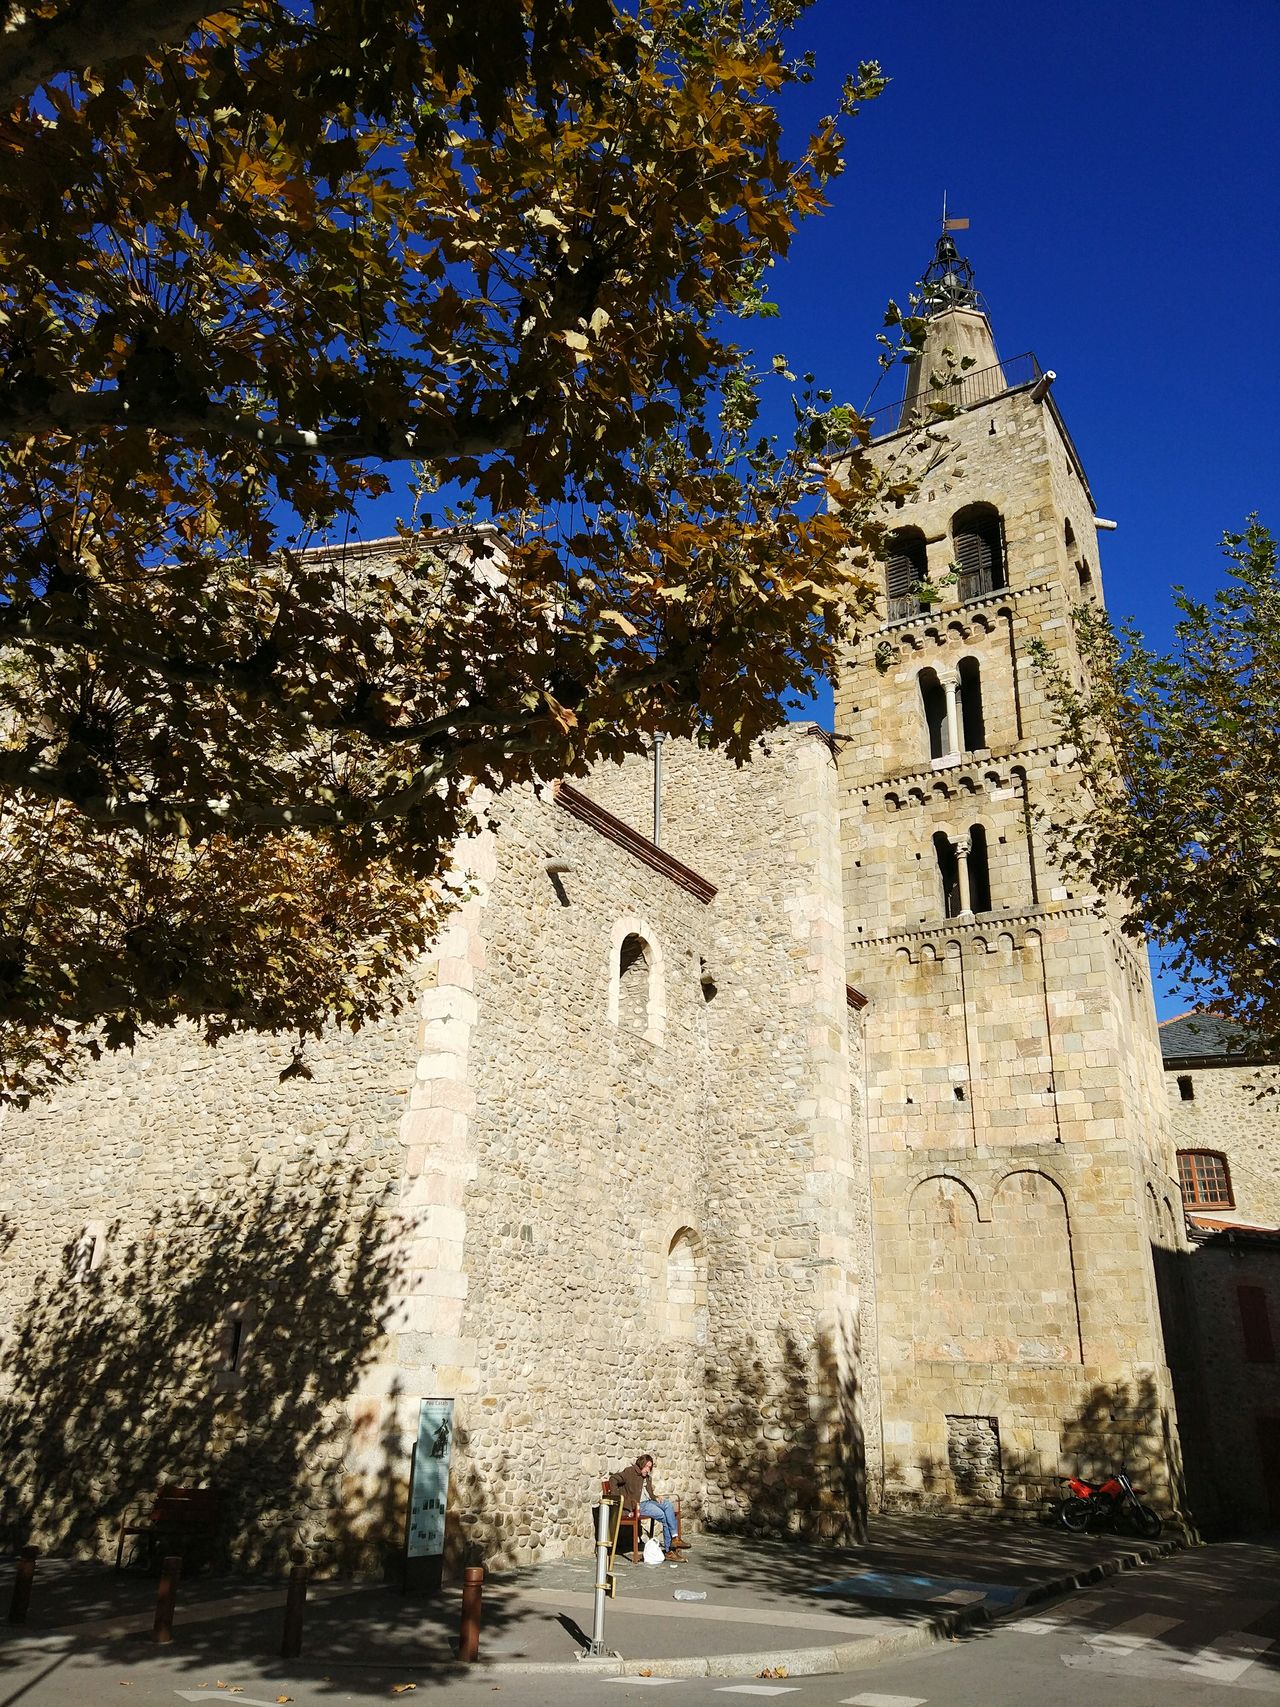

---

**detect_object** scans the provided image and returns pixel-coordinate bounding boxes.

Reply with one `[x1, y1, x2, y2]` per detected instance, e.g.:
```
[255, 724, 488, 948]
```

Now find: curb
[0, 1534, 1191, 1684]
[472, 1532, 1189, 1681]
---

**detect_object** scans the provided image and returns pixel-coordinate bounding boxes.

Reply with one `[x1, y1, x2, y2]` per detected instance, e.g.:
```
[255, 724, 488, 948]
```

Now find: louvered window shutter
[954, 527, 991, 580]
[1239, 1284, 1275, 1363]
[885, 548, 916, 600]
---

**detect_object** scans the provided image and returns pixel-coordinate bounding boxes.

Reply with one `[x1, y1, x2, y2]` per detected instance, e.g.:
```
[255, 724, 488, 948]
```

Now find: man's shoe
[669, 1539, 691, 1550]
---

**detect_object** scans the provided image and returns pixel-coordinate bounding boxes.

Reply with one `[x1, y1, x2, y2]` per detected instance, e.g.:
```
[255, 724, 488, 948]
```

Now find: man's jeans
[639, 1497, 678, 1551]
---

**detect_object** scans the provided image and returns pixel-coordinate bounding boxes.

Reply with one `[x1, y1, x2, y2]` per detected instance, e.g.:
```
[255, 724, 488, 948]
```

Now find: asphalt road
[3, 1536, 1280, 1707]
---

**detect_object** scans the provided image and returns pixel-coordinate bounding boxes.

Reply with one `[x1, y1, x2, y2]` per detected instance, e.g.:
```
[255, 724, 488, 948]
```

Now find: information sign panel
[406, 1397, 454, 1562]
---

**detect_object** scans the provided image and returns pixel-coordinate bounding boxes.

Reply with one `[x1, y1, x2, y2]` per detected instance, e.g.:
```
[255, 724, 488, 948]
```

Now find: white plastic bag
[642, 1536, 665, 1564]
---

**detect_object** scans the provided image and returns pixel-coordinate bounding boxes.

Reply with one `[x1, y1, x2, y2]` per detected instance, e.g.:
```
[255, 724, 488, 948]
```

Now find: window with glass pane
[1177, 1150, 1234, 1208]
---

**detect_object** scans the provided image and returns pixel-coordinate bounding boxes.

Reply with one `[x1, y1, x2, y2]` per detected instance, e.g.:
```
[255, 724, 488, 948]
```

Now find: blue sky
[767, 0, 1279, 652]
[755, 0, 1280, 1017]
[352, 0, 1277, 1018]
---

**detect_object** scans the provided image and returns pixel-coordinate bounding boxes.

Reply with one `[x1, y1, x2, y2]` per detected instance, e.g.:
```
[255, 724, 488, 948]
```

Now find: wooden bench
[115, 1485, 220, 1572]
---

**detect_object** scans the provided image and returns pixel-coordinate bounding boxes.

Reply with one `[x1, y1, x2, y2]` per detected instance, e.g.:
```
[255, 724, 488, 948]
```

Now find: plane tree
[0, 0, 893, 1101]
[1045, 519, 1280, 1048]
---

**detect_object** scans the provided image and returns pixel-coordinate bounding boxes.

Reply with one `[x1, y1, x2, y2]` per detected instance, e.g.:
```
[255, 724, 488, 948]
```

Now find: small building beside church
[1159, 1013, 1280, 1528]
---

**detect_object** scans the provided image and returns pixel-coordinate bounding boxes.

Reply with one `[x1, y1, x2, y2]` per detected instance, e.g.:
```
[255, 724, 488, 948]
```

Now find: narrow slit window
[616, 933, 651, 1033]
[934, 831, 961, 919]
[919, 668, 948, 759]
[957, 657, 985, 751]
[967, 823, 992, 914]
[1177, 1075, 1194, 1102]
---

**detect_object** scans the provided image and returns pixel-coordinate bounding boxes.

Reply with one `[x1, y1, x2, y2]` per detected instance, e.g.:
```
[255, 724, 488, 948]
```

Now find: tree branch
[0, 651, 692, 833]
[0, 0, 221, 105]
[0, 387, 529, 460]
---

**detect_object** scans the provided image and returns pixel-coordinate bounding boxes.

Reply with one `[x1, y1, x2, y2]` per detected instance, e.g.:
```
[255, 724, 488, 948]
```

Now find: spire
[898, 212, 1003, 422]
[918, 226, 983, 317]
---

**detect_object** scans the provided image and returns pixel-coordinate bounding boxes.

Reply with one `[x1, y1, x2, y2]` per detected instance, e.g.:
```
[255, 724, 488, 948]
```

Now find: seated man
[611, 1453, 687, 1556]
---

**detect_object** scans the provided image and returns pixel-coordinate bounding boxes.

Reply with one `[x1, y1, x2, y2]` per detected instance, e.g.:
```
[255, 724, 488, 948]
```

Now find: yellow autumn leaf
[601, 610, 638, 636]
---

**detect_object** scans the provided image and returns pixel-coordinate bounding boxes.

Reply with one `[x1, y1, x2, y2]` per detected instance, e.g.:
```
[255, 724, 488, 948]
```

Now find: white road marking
[607, 1680, 679, 1687]
[525, 1590, 859, 1633]
[176, 1693, 288, 1707]
[713, 1688, 800, 1697]
[1063, 1629, 1277, 1688]
[1010, 1593, 1106, 1633]
[1084, 1611, 1181, 1650]
[1173, 1629, 1276, 1684]
[842, 1693, 929, 1706]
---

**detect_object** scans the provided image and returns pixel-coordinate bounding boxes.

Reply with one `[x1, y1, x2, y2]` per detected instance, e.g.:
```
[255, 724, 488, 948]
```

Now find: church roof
[1159, 1009, 1270, 1067]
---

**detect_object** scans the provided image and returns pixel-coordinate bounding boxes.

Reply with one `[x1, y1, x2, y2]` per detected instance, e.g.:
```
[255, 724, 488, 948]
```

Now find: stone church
[0, 234, 1191, 1572]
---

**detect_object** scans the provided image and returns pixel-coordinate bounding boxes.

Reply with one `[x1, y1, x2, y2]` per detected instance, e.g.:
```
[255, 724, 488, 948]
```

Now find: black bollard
[458, 1565, 483, 1662]
[280, 1562, 307, 1659]
[7, 1547, 38, 1625]
[152, 1554, 182, 1644]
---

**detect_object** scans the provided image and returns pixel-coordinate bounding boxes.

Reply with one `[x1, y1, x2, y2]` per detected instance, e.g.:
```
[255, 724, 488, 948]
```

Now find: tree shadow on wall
[1059, 1372, 1181, 1499]
[879, 1371, 1178, 1522]
[707, 1320, 867, 1545]
[0, 1166, 414, 1576]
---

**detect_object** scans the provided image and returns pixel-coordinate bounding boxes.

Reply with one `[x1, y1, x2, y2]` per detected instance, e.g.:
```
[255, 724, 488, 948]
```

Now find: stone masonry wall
[0, 725, 869, 1572]
[584, 729, 871, 1540]
[1165, 1062, 1280, 1225]
[835, 376, 1181, 1513]
[0, 996, 425, 1569]
[444, 780, 715, 1564]
[1179, 1241, 1280, 1528]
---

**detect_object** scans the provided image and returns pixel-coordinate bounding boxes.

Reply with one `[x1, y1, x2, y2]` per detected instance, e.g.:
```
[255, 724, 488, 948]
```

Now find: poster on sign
[404, 1397, 454, 1592]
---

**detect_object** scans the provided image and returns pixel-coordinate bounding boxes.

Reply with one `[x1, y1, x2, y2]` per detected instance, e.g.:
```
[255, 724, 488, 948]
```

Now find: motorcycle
[1055, 1467, 1162, 1539]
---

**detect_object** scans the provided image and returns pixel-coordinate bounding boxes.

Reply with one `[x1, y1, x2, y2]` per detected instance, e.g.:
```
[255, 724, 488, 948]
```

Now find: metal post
[584, 1496, 614, 1657]
[152, 1555, 181, 1644]
[280, 1561, 307, 1659]
[652, 731, 664, 847]
[458, 1564, 483, 1662]
[7, 1546, 38, 1625]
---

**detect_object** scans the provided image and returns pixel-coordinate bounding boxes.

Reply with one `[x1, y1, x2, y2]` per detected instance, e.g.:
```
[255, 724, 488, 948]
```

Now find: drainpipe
[652, 731, 665, 847]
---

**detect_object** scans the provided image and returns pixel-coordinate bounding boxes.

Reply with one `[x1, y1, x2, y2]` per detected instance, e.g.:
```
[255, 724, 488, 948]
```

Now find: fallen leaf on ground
[391, 1687, 418, 1696]
[757, 1668, 788, 1679]
[276, 1696, 293, 1702]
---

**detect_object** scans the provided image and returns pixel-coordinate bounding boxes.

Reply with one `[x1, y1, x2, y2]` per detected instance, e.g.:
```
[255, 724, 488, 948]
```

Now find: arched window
[665, 1228, 706, 1342]
[609, 920, 666, 1044]
[1178, 1150, 1234, 1209]
[617, 933, 650, 1033]
[884, 527, 927, 620]
[967, 823, 992, 914]
[69, 1221, 106, 1283]
[919, 667, 948, 759]
[934, 831, 961, 919]
[957, 656, 985, 751]
[952, 504, 1006, 600]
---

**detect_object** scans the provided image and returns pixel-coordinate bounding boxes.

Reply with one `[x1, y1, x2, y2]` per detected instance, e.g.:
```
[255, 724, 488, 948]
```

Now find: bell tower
[835, 229, 1185, 1511]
